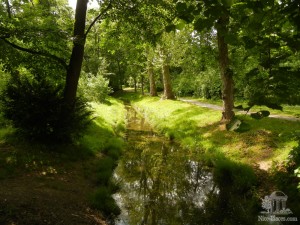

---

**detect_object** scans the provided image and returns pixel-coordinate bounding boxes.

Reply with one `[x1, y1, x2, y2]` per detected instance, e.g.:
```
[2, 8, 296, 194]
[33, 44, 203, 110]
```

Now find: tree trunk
[217, 15, 235, 122]
[134, 76, 137, 92]
[5, 0, 11, 18]
[162, 63, 175, 99]
[148, 61, 157, 96]
[141, 75, 144, 95]
[64, 0, 88, 106]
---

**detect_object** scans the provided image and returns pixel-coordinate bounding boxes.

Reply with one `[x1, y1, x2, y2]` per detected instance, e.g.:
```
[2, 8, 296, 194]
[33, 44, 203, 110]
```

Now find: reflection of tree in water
[115, 138, 216, 225]
[115, 106, 259, 225]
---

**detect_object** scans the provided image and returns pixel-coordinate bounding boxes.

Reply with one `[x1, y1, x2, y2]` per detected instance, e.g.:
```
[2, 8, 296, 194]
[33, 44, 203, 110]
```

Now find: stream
[113, 105, 216, 225]
[112, 105, 283, 225]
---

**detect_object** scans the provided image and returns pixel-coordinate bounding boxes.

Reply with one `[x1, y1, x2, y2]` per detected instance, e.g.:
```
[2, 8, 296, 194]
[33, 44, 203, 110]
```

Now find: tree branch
[85, 1, 113, 37]
[1, 38, 68, 71]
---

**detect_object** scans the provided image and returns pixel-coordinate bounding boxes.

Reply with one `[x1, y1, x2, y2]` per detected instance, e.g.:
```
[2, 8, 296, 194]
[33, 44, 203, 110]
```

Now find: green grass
[187, 97, 300, 118]
[119, 91, 300, 219]
[0, 112, 14, 143]
[120, 92, 262, 222]
[0, 97, 126, 169]
[121, 92, 300, 166]
[79, 98, 126, 216]
[79, 98, 126, 154]
[0, 98, 126, 217]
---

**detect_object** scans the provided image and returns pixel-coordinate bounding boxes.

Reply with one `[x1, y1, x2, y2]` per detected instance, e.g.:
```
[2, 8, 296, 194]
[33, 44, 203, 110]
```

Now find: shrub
[89, 186, 121, 216]
[213, 159, 257, 193]
[287, 132, 300, 190]
[0, 74, 92, 143]
[78, 72, 112, 102]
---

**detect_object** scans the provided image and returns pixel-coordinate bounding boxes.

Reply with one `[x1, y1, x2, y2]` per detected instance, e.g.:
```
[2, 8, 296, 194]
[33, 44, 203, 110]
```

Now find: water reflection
[114, 106, 216, 225]
[113, 105, 261, 225]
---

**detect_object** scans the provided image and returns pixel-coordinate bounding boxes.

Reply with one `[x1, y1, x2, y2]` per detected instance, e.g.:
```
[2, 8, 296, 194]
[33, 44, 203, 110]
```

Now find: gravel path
[180, 99, 300, 122]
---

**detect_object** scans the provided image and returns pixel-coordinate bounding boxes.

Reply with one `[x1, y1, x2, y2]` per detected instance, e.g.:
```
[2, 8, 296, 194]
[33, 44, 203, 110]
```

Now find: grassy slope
[0, 97, 126, 224]
[125, 93, 300, 167]
[81, 99, 126, 154]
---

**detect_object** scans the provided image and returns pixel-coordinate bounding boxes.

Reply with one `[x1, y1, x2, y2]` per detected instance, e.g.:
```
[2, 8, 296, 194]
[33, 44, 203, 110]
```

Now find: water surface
[113, 105, 216, 225]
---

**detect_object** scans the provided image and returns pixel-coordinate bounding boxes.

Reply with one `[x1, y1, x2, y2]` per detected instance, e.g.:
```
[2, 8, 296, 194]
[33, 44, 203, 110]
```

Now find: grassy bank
[122, 92, 300, 167]
[182, 97, 300, 118]
[119, 91, 300, 221]
[0, 97, 126, 224]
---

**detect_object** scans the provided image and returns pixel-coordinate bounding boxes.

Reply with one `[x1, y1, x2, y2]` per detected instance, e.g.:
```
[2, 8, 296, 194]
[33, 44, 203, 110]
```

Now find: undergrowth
[0, 97, 126, 219]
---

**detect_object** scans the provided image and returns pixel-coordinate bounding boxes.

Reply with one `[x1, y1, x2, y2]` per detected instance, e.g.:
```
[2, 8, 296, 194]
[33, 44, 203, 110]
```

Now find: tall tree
[160, 46, 175, 99]
[147, 57, 157, 96]
[64, 0, 88, 106]
[216, 13, 234, 121]
[172, 0, 239, 121]
[0, 0, 112, 106]
[64, 0, 113, 105]
[0, 0, 71, 77]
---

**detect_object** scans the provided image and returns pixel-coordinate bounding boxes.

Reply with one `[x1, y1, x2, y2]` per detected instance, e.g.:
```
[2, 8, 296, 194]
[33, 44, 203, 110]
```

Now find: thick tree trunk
[148, 61, 157, 96]
[162, 63, 175, 99]
[64, 0, 88, 106]
[217, 16, 235, 122]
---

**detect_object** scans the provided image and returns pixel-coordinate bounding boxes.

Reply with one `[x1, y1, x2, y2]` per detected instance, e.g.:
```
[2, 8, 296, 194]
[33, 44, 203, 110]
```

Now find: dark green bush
[89, 186, 121, 216]
[0, 74, 92, 143]
[213, 159, 257, 193]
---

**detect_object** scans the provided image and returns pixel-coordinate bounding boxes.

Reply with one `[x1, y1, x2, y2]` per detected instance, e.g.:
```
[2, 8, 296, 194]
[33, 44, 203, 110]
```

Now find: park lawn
[124, 92, 300, 169]
[186, 96, 300, 118]
[0, 97, 126, 224]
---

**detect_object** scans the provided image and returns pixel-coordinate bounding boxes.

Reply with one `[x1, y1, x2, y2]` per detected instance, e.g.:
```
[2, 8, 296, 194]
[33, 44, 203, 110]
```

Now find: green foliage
[80, 99, 126, 156]
[94, 157, 116, 185]
[270, 131, 300, 218]
[78, 72, 112, 102]
[102, 138, 123, 160]
[213, 158, 257, 193]
[244, 67, 300, 109]
[89, 186, 121, 217]
[121, 91, 300, 165]
[0, 66, 9, 96]
[0, 74, 92, 143]
[288, 132, 300, 179]
[0, 0, 71, 78]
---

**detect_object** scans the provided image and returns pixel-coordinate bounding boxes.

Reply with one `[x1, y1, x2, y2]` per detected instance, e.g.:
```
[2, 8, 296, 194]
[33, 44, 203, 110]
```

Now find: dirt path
[180, 99, 300, 122]
[0, 145, 108, 225]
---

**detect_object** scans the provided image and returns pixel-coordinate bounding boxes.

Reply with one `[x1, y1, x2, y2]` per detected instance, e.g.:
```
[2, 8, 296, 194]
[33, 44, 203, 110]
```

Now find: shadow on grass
[0, 102, 125, 219]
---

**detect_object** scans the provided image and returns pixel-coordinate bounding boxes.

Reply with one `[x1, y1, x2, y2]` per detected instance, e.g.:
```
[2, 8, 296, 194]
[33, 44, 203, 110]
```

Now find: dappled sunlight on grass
[191, 97, 300, 118]
[0, 97, 127, 222]
[0, 126, 15, 144]
[81, 98, 126, 153]
[122, 92, 300, 168]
